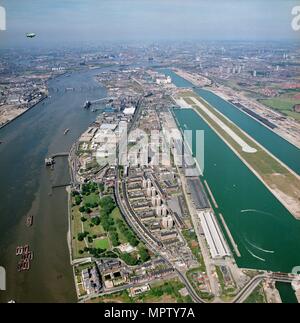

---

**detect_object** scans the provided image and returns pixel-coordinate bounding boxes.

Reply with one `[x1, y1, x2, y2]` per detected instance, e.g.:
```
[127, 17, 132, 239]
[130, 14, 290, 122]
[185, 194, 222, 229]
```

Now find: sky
[0, 0, 299, 48]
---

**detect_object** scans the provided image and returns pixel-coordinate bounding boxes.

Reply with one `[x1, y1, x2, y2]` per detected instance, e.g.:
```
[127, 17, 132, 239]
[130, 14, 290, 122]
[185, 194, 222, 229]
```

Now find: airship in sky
[26, 33, 36, 38]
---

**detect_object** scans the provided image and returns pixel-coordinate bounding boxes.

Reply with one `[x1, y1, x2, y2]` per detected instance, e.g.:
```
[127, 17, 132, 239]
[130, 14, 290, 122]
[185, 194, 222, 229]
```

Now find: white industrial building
[123, 106, 136, 115]
[199, 211, 231, 259]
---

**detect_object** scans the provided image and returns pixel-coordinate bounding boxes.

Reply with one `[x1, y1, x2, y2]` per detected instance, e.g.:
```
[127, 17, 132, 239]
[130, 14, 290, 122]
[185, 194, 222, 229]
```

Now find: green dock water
[173, 107, 300, 273]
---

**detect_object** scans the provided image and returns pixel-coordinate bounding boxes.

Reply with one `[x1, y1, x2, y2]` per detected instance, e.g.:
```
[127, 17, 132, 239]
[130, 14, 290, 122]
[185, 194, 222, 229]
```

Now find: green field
[186, 268, 214, 301]
[260, 97, 300, 121]
[111, 207, 128, 244]
[88, 278, 192, 303]
[180, 92, 300, 218]
[244, 284, 266, 303]
[83, 192, 100, 205]
[182, 229, 206, 271]
[71, 204, 89, 259]
[94, 238, 109, 250]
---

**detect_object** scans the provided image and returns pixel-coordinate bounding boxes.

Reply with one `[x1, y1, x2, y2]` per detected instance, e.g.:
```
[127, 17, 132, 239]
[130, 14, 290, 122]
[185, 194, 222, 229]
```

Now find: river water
[163, 69, 300, 273]
[0, 68, 106, 302]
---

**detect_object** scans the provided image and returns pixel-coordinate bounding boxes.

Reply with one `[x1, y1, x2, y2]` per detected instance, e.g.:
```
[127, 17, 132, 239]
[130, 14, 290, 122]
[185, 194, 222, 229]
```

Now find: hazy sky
[0, 0, 299, 48]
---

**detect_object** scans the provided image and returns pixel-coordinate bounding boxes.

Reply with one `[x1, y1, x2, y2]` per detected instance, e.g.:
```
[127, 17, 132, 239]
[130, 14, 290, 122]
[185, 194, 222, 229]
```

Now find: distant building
[123, 106, 136, 115]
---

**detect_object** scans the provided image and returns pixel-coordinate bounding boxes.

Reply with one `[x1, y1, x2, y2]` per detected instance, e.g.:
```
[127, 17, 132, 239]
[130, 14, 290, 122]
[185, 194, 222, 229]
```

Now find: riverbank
[0, 68, 107, 303]
[0, 95, 48, 130]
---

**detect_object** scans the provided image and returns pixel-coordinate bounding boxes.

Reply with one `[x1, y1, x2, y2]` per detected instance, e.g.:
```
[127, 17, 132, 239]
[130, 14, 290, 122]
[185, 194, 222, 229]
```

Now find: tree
[75, 195, 82, 205]
[91, 216, 100, 226]
[110, 232, 120, 247]
[99, 196, 115, 214]
[139, 246, 150, 262]
[79, 206, 85, 213]
[85, 207, 92, 214]
[77, 232, 87, 241]
[80, 217, 87, 222]
[120, 252, 138, 266]
[99, 183, 105, 193]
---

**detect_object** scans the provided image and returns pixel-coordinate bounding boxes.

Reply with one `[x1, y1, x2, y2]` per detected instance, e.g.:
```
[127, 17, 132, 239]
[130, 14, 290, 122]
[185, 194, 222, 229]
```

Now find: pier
[45, 152, 69, 166]
[83, 97, 113, 108]
[219, 213, 241, 257]
[204, 180, 218, 209]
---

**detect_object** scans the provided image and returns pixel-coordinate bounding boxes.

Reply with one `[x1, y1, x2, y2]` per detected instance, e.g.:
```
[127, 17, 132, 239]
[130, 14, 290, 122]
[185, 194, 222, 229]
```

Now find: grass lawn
[244, 284, 266, 303]
[71, 204, 89, 259]
[134, 279, 192, 303]
[111, 207, 128, 244]
[259, 96, 300, 121]
[83, 192, 100, 206]
[83, 219, 105, 237]
[94, 238, 110, 250]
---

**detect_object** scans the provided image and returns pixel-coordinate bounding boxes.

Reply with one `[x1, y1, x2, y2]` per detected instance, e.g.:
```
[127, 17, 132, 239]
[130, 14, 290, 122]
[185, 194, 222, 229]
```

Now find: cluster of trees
[100, 211, 115, 232]
[99, 196, 116, 214]
[91, 216, 100, 226]
[138, 245, 150, 262]
[77, 231, 89, 241]
[72, 190, 80, 197]
[119, 246, 149, 265]
[78, 248, 118, 259]
[81, 181, 98, 195]
[119, 252, 138, 266]
[98, 183, 105, 193]
[74, 195, 82, 206]
[116, 219, 139, 247]
[110, 231, 120, 247]
[79, 205, 92, 214]
[99, 196, 116, 232]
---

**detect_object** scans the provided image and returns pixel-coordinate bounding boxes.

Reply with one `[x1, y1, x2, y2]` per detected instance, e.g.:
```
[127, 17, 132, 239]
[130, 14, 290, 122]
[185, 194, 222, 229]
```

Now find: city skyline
[0, 0, 300, 48]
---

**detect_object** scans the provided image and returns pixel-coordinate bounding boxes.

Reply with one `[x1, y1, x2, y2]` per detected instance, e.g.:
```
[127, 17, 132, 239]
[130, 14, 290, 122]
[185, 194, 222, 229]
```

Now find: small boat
[64, 128, 70, 135]
[23, 245, 29, 254]
[28, 251, 34, 261]
[23, 260, 30, 271]
[26, 215, 33, 227]
[17, 261, 23, 272]
[16, 246, 23, 256]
